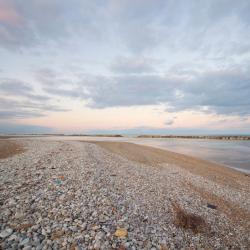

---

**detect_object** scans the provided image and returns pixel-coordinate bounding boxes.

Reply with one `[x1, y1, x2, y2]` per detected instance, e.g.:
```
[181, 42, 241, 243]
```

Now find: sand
[0, 140, 25, 159]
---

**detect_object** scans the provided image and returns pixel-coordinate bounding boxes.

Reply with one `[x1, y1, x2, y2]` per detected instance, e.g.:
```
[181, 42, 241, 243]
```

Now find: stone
[8, 234, 18, 242]
[23, 246, 32, 250]
[20, 238, 29, 246]
[0, 228, 13, 238]
[95, 231, 104, 241]
[114, 228, 128, 238]
[207, 203, 217, 209]
[94, 240, 101, 250]
[15, 212, 24, 219]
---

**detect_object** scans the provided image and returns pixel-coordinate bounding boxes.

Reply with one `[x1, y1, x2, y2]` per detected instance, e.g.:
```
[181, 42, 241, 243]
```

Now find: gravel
[0, 139, 249, 249]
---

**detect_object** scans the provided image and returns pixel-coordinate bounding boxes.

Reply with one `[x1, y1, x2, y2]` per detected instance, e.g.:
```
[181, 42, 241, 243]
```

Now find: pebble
[93, 240, 101, 250]
[0, 228, 13, 238]
[23, 246, 32, 250]
[21, 238, 30, 245]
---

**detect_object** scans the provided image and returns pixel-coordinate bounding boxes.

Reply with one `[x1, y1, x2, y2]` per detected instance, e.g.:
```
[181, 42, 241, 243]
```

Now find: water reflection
[130, 138, 250, 173]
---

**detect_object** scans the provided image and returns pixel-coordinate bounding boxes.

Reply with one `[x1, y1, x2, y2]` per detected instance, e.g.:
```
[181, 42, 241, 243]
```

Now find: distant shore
[1, 134, 250, 140]
[137, 135, 250, 140]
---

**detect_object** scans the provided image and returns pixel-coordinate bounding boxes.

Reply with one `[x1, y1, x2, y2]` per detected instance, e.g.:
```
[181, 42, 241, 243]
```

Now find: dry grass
[0, 140, 24, 159]
[172, 202, 207, 234]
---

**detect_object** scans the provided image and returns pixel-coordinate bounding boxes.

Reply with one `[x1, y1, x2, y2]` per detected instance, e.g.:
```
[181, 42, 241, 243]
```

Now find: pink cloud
[0, 0, 21, 25]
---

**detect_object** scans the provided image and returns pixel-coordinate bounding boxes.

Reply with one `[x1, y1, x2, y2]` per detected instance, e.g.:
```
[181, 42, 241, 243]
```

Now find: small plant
[172, 202, 207, 233]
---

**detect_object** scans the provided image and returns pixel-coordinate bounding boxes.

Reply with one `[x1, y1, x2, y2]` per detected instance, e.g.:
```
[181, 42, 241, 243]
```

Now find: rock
[92, 225, 100, 231]
[23, 246, 32, 250]
[207, 203, 217, 209]
[15, 212, 24, 219]
[124, 242, 130, 248]
[114, 228, 128, 238]
[95, 231, 104, 241]
[0, 228, 13, 238]
[8, 198, 16, 206]
[36, 245, 43, 250]
[41, 229, 46, 235]
[94, 240, 101, 249]
[8, 234, 18, 242]
[20, 238, 29, 246]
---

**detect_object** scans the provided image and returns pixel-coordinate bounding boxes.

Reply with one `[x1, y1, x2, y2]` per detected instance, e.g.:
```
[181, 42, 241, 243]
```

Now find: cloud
[0, 79, 50, 101]
[81, 74, 180, 108]
[172, 68, 250, 115]
[0, 0, 249, 57]
[0, 0, 21, 25]
[0, 97, 69, 119]
[80, 67, 250, 115]
[0, 0, 104, 50]
[165, 119, 175, 126]
[1, 0, 250, 131]
[110, 56, 158, 74]
[0, 122, 54, 134]
[0, 110, 45, 119]
[43, 87, 81, 98]
[35, 68, 58, 85]
[0, 78, 69, 119]
[0, 79, 32, 93]
[105, 0, 250, 55]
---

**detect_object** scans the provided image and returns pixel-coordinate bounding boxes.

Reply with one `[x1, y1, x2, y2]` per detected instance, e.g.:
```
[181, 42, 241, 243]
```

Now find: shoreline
[1, 134, 250, 140]
[85, 141, 249, 187]
[137, 135, 250, 140]
[2, 136, 249, 173]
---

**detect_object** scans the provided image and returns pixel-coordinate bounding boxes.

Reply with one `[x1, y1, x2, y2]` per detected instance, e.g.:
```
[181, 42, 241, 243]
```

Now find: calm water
[131, 138, 250, 173]
[46, 136, 250, 173]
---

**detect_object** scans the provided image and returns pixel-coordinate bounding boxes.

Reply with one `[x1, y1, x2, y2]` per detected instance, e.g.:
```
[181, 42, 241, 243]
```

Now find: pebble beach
[0, 138, 249, 249]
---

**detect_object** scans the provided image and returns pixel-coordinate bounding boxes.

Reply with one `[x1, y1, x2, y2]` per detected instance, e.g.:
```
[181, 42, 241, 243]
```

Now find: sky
[0, 0, 250, 134]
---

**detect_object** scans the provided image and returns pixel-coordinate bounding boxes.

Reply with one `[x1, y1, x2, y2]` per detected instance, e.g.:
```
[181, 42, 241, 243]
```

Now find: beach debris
[114, 228, 128, 237]
[54, 179, 62, 185]
[59, 175, 65, 180]
[54, 175, 65, 185]
[207, 203, 217, 209]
